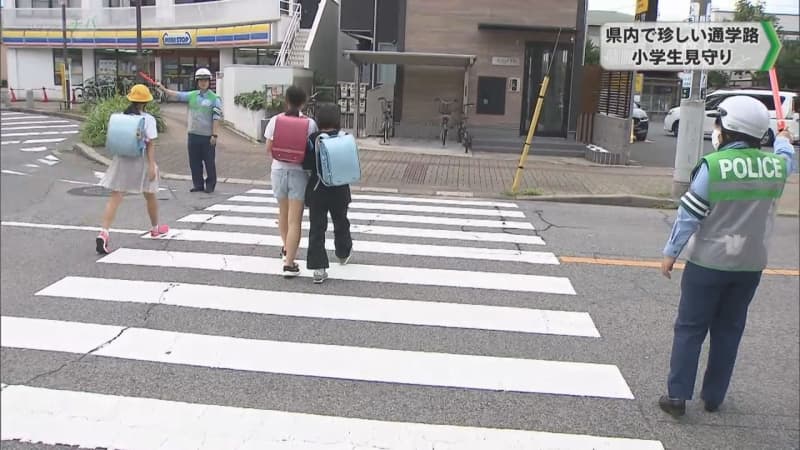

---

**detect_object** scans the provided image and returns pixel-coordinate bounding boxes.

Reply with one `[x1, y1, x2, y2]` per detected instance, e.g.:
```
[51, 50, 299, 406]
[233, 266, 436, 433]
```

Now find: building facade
[340, 0, 588, 140]
[1, 0, 309, 99]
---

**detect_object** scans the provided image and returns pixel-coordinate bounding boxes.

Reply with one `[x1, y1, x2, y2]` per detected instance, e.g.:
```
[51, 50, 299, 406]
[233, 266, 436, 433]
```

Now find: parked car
[663, 89, 800, 145]
[632, 103, 649, 141]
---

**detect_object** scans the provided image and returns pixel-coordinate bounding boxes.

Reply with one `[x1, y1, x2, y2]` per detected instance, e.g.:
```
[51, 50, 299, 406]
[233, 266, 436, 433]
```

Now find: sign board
[161, 31, 194, 47]
[600, 22, 782, 71]
[634, 73, 644, 93]
[491, 57, 521, 66]
[636, 0, 648, 15]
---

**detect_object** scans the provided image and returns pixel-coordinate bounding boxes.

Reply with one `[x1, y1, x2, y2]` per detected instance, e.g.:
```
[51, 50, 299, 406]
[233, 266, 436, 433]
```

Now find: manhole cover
[67, 186, 169, 200]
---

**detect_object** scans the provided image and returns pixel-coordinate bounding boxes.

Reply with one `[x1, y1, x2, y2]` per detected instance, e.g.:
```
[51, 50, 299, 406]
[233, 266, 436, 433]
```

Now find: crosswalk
[1, 188, 665, 449]
[0, 111, 78, 175]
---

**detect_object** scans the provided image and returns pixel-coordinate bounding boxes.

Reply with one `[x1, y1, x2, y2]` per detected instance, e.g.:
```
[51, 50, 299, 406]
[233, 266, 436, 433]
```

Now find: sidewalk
[4, 101, 798, 215]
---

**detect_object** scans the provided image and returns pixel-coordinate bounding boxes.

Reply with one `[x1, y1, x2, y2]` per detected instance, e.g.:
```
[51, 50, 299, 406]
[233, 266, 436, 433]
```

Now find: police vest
[186, 90, 220, 136]
[685, 148, 789, 272]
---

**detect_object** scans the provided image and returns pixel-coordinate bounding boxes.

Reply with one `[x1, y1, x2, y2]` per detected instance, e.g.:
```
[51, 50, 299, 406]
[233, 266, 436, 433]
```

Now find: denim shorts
[271, 168, 308, 201]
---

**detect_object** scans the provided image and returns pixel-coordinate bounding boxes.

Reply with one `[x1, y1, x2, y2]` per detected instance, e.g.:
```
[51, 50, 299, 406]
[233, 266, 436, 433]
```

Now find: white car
[663, 89, 800, 145]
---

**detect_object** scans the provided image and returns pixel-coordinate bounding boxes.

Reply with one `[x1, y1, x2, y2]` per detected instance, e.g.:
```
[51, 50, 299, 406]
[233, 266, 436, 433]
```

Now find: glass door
[520, 42, 572, 137]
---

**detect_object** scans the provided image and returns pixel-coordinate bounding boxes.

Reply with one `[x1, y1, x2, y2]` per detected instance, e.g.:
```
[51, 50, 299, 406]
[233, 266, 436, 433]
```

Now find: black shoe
[190, 187, 204, 192]
[282, 263, 300, 278]
[204, 187, 215, 193]
[658, 395, 686, 418]
[703, 400, 720, 412]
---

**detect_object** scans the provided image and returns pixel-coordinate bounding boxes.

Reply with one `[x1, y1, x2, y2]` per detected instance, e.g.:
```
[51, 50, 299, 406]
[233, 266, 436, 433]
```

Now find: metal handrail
[276, 2, 302, 66]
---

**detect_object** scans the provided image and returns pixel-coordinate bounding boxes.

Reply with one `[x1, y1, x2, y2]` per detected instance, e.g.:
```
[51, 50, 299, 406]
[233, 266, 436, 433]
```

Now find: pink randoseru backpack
[271, 114, 309, 164]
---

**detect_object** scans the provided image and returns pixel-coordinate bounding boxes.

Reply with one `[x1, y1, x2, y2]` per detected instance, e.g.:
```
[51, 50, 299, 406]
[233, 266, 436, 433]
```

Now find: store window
[53, 49, 84, 86]
[160, 51, 220, 91]
[233, 48, 275, 65]
[93, 49, 155, 85]
[104, 0, 155, 6]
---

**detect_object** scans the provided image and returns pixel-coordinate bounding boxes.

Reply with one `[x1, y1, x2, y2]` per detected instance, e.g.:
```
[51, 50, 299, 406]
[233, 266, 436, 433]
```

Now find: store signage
[162, 31, 193, 46]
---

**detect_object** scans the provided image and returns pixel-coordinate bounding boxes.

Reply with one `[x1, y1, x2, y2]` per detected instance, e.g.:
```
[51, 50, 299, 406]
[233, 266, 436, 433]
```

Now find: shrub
[80, 95, 166, 147]
[234, 90, 267, 111]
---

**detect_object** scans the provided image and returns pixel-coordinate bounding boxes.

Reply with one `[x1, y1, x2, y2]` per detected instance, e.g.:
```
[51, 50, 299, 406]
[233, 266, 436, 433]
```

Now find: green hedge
[80, 96, 166, 147]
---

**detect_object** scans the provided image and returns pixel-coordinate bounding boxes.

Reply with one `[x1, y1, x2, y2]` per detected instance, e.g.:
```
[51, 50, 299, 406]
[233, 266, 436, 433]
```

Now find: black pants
[306, 195, 352, 270]
[667, 261, 762, 406]
[188, 133, 216, 191]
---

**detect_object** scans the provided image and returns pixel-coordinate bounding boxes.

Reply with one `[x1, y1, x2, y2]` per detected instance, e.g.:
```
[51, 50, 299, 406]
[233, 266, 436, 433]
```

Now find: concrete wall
[591, 113, 631, 162]
[306, 0, 339, 83]
[7, 48, 64, 100]
[337, 32, 359, 82]
[401, 0, 578, 132]
[82, 49, 96, 83]
[221, 65, 313, 139]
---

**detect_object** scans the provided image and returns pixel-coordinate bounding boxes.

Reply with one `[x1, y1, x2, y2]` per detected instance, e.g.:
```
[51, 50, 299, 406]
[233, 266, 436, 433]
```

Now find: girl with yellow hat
[96, 84, 169, 254]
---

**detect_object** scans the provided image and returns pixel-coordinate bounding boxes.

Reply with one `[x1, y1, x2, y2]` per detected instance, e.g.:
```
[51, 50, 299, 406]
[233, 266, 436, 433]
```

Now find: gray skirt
[99, 155, 160, 194]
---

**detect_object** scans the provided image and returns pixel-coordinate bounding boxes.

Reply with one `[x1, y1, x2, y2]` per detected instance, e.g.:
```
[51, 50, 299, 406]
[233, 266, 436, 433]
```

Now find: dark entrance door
[520, 42, 573, 137]
[300, 0, 319, 28]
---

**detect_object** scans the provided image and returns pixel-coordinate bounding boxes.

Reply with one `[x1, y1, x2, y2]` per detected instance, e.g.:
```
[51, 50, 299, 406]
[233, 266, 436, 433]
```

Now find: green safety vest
[186, 90, 220, 136]
[685, 148, 789, 272]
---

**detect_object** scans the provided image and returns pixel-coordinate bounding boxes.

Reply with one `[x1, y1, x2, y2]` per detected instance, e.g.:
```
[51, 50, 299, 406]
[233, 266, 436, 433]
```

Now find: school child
[264, 85, 318, 277]
[302, 102, 353, 283]
[96, 84, 169, 254]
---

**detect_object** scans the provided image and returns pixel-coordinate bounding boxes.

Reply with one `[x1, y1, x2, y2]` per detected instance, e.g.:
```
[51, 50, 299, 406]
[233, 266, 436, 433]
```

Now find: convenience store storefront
[2, 23, 271, 99]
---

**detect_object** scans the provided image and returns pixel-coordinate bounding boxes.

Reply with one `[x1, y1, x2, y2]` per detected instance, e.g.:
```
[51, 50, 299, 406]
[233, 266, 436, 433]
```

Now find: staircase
[286, 29, 310, 67]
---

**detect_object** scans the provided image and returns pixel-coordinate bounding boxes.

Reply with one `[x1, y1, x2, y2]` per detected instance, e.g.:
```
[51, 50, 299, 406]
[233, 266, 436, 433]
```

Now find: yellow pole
[511, 75, 550, 193]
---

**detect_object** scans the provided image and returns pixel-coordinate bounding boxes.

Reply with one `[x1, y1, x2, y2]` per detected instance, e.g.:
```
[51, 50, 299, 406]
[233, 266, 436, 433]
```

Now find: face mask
[711, 128, 722, 150]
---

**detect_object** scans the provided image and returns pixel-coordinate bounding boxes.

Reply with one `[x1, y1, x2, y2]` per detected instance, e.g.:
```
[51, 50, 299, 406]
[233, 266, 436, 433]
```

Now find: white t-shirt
[141, 112, 158, 143]
[264, 112, 318, 171]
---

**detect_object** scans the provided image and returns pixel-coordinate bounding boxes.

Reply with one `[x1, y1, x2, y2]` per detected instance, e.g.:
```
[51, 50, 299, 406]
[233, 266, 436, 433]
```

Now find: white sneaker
[339, 252, 352, 265]
[313, 269, 328, 284]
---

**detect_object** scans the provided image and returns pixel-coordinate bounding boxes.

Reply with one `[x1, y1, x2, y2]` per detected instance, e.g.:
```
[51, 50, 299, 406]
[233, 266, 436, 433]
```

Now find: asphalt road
[1, 109, 798, 449]
[0, 111, 81, 177]
[629, 126, 716, 168]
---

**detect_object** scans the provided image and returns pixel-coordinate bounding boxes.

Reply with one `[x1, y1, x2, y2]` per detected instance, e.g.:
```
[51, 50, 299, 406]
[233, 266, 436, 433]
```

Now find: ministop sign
[600, 21, 782, 71]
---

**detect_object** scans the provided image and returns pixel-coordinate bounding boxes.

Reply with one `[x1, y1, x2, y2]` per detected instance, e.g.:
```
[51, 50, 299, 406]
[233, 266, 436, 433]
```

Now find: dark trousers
[667, 261, 762, 406]
[306, 195, 352, 270]
[188, 133, 216, 191]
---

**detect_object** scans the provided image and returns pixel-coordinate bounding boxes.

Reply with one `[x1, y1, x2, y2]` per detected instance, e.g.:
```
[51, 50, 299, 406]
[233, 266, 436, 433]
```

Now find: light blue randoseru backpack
[314, 131, 361, 187]
[106, 113, 146, 157]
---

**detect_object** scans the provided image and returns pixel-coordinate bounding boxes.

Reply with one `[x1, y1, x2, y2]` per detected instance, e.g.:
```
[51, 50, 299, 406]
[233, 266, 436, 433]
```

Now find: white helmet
[194, 68, 212, 80]
[712, 95, 770, 141]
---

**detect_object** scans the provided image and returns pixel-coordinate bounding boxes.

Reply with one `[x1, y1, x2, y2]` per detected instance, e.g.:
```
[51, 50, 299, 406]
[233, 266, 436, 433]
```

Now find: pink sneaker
[96, 230, 110, 254]
[150, 224, 170, 238]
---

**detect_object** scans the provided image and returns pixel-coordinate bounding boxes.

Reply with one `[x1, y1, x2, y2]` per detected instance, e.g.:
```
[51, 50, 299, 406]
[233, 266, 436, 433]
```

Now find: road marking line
[24, 138, 67, 144]
[207, 204, 535, 230]
[1, 316, 627, 397]
[559, 256, 800, 277]
[18, 146, 48, 152]
[24, 164, 39, 168]
[0, 221, 145, 235]
[100, 248, 577, 295]
[36, 158, 58, 166]
[3, 124, 78, 131]
[0, 114, 48, 120]
[247, 189, 517, 208]
[1, 169, 29, 176]
[142, 228, 558, 265]
[4, 131, 78, 137]
[0, 112, 25, 116]
[0, 385, 663, 449]
[0, 120, 71, 126]
[179, 213, 546, 245]
[38, 276, 599, 337]
[0, 140, 21, 145]
[228, 195, 525, 218]
[57, 179, 94, 185]
[44, 154, 60, 161]
[358, 186, 399, 193]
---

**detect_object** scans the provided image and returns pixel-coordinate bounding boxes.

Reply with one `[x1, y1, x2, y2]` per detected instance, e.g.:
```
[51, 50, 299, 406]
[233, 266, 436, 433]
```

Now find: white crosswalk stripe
[0, 189, 664, 449]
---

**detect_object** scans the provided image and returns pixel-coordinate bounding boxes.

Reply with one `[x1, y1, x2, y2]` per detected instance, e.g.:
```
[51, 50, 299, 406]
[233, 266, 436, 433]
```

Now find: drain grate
[402, 162, 428, 184]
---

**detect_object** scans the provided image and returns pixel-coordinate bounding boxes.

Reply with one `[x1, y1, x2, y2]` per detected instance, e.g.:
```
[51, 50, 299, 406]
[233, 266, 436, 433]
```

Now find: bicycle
[435, 97, 458, 147]
[457, 103, 475, 153]
[378, 96, 393, 144]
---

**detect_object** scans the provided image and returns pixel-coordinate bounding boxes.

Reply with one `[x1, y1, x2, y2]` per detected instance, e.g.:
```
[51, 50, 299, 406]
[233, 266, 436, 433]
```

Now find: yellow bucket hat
[127, 84, 153, 103]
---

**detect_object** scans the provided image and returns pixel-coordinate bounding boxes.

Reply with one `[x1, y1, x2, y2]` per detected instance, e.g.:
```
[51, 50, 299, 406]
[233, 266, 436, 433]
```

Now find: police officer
[659, 95, 796, 418]
[157, 68, 222, 193]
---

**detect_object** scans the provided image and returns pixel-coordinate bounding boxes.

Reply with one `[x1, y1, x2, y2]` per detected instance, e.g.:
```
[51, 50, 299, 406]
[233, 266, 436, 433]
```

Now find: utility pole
[60, 0, 70, 110]
[135, 0, 143, 83]
[672, 0, 710, 199]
